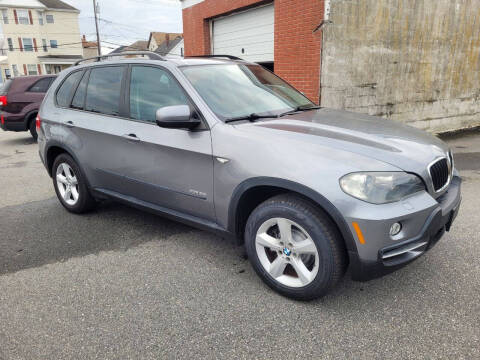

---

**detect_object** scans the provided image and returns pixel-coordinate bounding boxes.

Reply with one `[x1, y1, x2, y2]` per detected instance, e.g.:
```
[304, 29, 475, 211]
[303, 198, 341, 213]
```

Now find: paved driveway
[0, 130, 479, 359]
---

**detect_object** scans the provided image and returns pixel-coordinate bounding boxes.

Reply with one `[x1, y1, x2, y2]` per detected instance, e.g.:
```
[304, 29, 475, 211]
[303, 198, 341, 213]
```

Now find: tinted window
[28, 77, 53, 93]
[129, 66, 188, 122]
[56, 71, 83, 107]
[71, 71, 89, 110]
[85, 67, 124, 116]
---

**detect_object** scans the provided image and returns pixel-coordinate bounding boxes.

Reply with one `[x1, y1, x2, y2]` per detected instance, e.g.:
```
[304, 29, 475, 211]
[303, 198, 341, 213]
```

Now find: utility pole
[93, 0, 102, 56]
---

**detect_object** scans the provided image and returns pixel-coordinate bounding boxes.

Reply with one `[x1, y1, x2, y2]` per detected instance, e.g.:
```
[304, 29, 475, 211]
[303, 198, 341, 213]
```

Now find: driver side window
[129, 66, 189, 123]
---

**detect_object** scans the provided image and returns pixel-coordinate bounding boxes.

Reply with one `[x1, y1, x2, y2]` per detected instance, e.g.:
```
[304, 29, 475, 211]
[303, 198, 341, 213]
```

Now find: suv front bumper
[348, 176, 462, 281]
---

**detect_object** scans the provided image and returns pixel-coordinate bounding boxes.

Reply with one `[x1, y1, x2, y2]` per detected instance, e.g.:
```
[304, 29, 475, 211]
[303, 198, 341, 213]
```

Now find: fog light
[390, 222, 402, 236]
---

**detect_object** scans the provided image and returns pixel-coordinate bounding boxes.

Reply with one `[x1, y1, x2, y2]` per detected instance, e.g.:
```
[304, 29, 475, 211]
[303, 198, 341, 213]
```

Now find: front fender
[227, 177, 357, 253]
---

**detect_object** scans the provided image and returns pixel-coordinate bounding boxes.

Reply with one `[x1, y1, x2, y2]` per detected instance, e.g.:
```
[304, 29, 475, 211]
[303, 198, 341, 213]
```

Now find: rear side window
[71, 71, 89, 110]
[56, 71, 83, 107]
[28, 77, 54, 93]
[129, 66, 188, 122]
[85, 66, 124, 116]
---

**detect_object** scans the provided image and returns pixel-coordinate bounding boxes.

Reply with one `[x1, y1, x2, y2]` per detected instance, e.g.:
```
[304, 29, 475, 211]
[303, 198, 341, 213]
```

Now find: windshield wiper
[278, 105, 322, 117]
[224, 113, 279, 123]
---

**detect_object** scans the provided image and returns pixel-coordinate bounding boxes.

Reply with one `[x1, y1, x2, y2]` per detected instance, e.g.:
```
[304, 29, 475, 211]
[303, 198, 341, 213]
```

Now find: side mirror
[155, 105, 201, 130]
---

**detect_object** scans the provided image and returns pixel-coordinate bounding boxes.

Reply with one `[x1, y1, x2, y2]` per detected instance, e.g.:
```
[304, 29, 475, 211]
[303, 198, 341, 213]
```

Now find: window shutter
[33, 38, 38, 52]
[28, 10, 33, 25]
[13, 9, 18, 24]
[18, 38, 23, 52]
[37, 64, 42, 75]
[23, 64, 27, 75]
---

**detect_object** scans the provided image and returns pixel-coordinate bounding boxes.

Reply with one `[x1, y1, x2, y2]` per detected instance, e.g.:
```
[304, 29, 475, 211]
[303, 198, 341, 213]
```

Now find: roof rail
[74, 51, 165, 66]
[187, 55, 244, 61]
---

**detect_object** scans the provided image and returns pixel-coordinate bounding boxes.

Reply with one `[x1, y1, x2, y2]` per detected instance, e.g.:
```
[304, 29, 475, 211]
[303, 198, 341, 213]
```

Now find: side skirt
[92, 188, 235, 241]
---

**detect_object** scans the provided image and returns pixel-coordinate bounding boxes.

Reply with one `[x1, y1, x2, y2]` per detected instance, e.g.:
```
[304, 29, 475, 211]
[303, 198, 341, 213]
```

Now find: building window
[17, 9, 30, 24]
[22, 38, 33, 52]
[27, 64, 38, 76]
[12, 65, 19, 77]
[50, 40, 58, 49]
[7, 38, 13, 51]
[2, 9, 8, 24]
[42, 39, 47, 52]
[37, 11, 43, 25]
[46, 14, 54, 23]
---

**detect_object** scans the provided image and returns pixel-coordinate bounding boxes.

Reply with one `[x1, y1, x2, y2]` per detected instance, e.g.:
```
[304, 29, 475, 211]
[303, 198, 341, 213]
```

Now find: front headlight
[339, 172, 425, 204]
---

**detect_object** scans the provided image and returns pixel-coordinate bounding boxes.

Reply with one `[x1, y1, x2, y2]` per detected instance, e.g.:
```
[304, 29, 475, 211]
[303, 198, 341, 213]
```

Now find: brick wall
[274, 0, 323, 102]
[182, 0, 324, 103]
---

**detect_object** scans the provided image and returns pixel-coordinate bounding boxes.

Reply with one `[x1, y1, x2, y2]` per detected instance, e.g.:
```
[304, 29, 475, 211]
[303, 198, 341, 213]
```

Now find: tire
[52, 153, 96, 213]
[29, 117, 37, 141]
[244, 194, 347, 300]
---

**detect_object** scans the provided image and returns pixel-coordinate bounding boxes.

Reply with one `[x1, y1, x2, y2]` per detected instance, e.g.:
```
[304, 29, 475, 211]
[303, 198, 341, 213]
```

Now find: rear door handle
[65, 121, 75, 128]
[122, 133, 140, 142]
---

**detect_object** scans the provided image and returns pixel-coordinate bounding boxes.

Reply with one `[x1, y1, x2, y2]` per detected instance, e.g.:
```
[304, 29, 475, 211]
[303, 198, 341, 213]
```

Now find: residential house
[81, 34, 98, 58]
[156, 35, 183, 57]
[0, 0, 82, 81]
[110, 40, 148, 54]
[147, 32, 182, 52]
[181, 0, 480, 133]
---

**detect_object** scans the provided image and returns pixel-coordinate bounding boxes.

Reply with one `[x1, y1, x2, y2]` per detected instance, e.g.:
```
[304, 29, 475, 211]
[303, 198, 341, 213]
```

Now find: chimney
[82, 34, 86, 46]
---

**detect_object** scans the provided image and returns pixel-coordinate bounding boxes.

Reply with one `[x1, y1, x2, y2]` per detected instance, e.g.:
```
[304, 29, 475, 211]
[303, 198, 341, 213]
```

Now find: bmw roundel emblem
[283, 247, 292, 256]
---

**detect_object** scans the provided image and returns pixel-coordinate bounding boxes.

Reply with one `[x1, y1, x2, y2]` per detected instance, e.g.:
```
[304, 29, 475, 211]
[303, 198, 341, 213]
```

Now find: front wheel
[52, 154, 96, 213]
[245, 194, 347, 300]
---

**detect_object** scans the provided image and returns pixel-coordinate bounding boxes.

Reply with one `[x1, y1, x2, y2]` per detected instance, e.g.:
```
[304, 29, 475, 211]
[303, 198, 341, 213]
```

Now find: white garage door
[212, 4, 274, 63]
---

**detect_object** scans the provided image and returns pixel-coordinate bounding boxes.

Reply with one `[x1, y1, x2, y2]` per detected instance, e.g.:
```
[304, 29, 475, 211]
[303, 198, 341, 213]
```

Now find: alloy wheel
[255, 217, 319, 288]
[56, 162, 79, 206]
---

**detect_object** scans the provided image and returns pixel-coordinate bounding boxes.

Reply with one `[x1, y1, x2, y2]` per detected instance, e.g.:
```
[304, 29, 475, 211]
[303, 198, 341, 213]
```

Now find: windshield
[181, 64, 315, 120]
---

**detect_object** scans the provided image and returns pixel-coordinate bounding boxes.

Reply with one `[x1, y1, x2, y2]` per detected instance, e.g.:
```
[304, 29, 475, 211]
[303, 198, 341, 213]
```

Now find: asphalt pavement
[0, 129, 479, 359]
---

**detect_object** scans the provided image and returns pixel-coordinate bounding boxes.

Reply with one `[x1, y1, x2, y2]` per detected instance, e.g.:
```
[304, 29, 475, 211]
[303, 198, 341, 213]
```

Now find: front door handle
[65, 121, 75, 128]
[122, 133, 140, 142]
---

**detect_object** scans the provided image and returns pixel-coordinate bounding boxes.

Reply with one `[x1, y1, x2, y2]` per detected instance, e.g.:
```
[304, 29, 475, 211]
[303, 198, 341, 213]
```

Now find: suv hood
[239, 108, 449, 175]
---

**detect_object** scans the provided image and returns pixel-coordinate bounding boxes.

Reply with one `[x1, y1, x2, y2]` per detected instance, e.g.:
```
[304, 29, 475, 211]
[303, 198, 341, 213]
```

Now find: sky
[66, 0, 183, 51]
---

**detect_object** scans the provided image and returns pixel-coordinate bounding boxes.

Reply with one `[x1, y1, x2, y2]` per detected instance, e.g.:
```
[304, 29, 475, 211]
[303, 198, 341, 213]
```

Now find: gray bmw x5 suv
[38, 52, 461, 300]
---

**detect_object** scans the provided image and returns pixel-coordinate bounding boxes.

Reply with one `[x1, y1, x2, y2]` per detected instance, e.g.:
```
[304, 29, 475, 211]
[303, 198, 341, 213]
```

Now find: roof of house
[148, 32, 183, 48]
[37, 0, 78, 11]
[110, 40, 148, 54]
[81, 35, 97, 49]
[156, 36, 183, 56]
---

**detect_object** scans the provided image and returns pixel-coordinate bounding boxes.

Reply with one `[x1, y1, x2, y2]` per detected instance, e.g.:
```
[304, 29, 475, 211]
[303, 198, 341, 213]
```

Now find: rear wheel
[29, 117, 37, 141]
[52, 154, 96, 213]
[245, 194, 347, 300]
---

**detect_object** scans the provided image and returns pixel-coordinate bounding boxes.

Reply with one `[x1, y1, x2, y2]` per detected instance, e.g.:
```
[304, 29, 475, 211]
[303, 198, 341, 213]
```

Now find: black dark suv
[0, 75, 56, 140]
